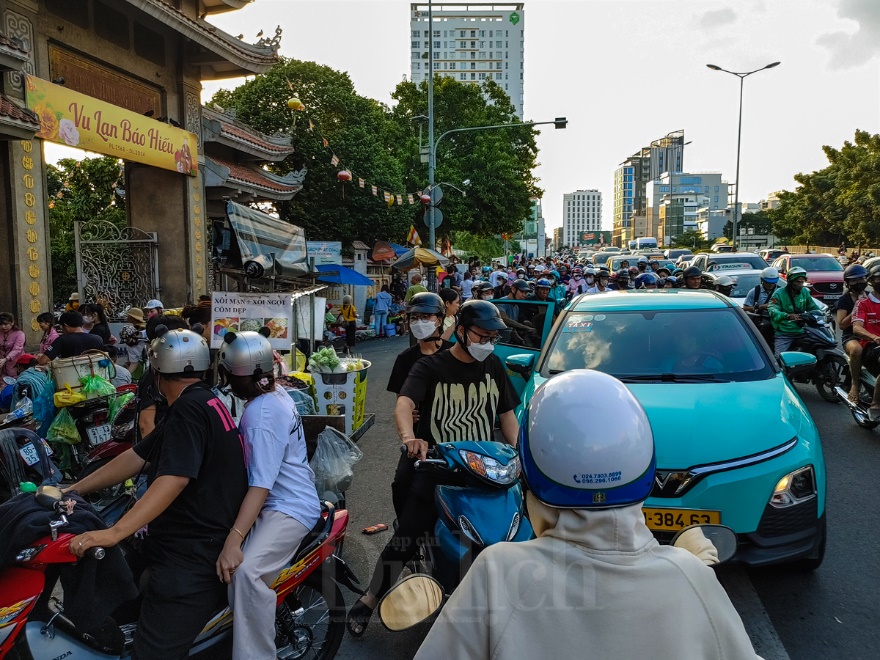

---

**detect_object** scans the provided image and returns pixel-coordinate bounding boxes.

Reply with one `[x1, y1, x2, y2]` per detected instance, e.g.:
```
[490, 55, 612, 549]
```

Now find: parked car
[771, 253, 845, 304]
[691, 251, 769, 273]
[504, 290, 827, 569]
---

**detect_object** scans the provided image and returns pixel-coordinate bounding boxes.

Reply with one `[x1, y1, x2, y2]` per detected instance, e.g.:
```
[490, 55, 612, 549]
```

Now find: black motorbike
[786, 310, 848, 403]
[836, 359, 880, 430]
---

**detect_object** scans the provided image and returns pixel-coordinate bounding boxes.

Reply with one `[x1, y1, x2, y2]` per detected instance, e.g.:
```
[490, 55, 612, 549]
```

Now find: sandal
[346, 598, 374, 638]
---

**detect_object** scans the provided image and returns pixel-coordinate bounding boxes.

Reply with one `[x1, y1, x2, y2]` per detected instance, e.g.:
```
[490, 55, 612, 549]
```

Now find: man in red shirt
[852, 265, 880, 420]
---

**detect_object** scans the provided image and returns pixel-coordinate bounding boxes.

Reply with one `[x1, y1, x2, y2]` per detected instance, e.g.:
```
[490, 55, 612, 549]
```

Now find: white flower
[58, 118, 80, 146]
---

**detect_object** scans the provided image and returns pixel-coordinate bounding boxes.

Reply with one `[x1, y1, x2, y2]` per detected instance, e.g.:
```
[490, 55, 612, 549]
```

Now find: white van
[628, 237, 658, 251]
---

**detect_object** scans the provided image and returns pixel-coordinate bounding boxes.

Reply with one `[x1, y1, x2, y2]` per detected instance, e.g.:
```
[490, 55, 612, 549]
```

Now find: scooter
[786, 310, 848, 403]
[395, 440, 533, 597]
[835, 363, 880, 430]
[0, 485, 361, 660]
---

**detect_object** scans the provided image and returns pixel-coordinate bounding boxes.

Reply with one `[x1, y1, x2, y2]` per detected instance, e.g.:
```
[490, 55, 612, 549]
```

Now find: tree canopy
[771, 130, 880, 246]
[211, 59, 540, 246]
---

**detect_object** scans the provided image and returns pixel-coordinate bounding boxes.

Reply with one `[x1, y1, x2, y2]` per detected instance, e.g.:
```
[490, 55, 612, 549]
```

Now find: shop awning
[226, 201, 309, 279]
[315, 264, 374, 287]
[0, 92, 39, 140]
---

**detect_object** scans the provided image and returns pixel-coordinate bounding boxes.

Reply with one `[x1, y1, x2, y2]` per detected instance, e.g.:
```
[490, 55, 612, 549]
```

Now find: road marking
[719, 567, 790, 660]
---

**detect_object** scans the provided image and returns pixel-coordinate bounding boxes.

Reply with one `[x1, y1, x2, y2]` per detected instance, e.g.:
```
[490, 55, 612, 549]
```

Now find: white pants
[230, 509, 312, 660]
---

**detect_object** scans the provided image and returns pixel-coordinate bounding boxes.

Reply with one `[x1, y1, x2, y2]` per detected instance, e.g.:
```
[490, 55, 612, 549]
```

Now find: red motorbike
[0, 486, 360, 660]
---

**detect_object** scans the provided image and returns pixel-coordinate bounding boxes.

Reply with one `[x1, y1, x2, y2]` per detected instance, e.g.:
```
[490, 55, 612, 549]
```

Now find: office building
[553, 226, 564, 251]
[563, 189, 602, 248]
[644, 172, 729, 246]
[410, 3, 525, 117]
[521, 197, 546, 257]
[612, 130, 687, 246]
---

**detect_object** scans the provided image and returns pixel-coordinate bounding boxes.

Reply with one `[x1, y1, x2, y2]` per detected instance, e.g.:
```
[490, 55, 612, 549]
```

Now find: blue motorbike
[379, 440, 532, 628]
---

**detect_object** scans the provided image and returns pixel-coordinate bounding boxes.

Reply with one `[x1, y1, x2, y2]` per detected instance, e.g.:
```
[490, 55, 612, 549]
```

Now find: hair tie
[258, 376, 270, 388]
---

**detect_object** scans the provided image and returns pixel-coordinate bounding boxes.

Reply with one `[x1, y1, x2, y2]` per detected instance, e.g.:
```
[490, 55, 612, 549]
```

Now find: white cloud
[818, 0, 880, 68]
[696, 7, 738, 29]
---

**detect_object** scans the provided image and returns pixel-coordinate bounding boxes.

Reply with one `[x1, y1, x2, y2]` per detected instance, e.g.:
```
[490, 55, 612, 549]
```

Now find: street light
[707, 61, 780, 251]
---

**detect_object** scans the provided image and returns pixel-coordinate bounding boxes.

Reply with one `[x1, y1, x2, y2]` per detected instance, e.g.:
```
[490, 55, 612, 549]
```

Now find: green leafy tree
[671, 229, 709, 251]
[722, 210, 774, 240]
[451, 230, 520, 263]
[46, 157, 125, 301]
[211, 58, 413, 245]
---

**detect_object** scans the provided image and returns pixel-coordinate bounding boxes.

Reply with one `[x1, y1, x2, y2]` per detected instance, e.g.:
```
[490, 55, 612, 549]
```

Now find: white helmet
[218, 330, 274, 377]
[520, 370, 655, 509]
[761, 267, 779, 283]
[144, 299, 164, 310]
[714, 275, 735, 287]
[149, 327, 210, 375]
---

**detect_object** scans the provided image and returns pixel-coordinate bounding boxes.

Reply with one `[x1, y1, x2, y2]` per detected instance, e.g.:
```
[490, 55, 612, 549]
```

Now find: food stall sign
[211, 292, 293, 350]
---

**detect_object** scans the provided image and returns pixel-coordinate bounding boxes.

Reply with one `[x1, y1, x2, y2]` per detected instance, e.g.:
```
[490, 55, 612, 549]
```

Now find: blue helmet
[520, 370, 656, 509]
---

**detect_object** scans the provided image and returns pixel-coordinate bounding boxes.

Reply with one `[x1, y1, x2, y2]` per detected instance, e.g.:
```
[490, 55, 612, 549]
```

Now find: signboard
[579, 231, 611, 246]
[211, 292, 293, 350]
[307, 241, 342, 266]
[25, 75, 198, 176]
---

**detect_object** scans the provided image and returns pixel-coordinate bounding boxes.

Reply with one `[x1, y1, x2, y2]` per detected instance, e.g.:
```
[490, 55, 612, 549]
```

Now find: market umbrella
[388, 243, 409, 255]
[390, 247, 450, 271]
[314, 264, 374, 286]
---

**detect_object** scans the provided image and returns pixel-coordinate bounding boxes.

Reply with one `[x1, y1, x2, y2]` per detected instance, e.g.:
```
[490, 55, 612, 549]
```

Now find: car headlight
[770, 466, 817, 508]
[459, 450, 521, 485]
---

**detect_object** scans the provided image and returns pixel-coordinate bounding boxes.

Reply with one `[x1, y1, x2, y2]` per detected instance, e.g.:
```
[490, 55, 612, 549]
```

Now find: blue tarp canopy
[314, 264, 374, 286]
[389, 243, 409, 255]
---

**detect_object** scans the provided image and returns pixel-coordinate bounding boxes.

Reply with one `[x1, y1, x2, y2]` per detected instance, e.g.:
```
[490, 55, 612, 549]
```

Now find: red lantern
[337, 170, 352, 182]
[420, 194, 432, 205]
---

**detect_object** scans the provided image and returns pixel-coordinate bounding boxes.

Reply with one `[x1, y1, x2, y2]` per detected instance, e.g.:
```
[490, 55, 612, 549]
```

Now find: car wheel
[791, 517, 826, 571]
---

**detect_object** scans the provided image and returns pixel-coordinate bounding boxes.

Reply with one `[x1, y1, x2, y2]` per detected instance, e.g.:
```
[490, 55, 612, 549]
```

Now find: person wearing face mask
[591, 269, 613, 293]
[547, 271, 568, 306]
[768, 266, 820, 357]
[836, 264, 869, 402]
[347, 300, 520, 639]
[144, 299, 164, 319]
[610, 269, 631, 291]
[567, 267, 589, 299]
[65, 326, 248, 659]
[82, 302, 111, 346]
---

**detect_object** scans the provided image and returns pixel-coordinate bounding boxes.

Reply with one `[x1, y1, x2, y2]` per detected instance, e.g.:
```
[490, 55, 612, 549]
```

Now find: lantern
[287, 97, 305, 111]
[420, 194, 432, 205]
[337, 170, 352, 182]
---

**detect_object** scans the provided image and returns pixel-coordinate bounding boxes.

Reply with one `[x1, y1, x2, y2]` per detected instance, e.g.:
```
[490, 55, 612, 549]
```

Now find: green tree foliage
[211, 61, 541, 246]
[46, 157, 125, 301]
[722, 210, 774, 240]
[772, 130, 880, 246]
[671, 229, 709, 251]
[450, 230, 520, 263]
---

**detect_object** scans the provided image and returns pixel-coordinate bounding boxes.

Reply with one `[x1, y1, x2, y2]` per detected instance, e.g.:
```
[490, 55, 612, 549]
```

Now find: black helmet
[511, 279, 531, 292]
[683, 266, 702, 279]
[616, 268, 630, 280]
[407, 292, 444, 316]
[844, 263, 868, 281]
[458, 299, 506, 331]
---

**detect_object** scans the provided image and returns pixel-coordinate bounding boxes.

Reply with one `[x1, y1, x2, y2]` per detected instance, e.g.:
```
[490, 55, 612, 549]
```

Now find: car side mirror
[779, 351, 816, 378]
[506, 354, 535, 376]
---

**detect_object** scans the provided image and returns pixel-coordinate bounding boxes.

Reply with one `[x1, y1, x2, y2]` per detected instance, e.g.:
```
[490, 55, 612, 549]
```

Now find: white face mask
[410, 319, 438, 340]
[82, 315, 94, 324]
[467, 340, 495, 362]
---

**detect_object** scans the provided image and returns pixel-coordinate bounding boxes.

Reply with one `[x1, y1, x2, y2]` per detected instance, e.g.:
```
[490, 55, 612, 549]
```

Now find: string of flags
[287, 83, 429, 208]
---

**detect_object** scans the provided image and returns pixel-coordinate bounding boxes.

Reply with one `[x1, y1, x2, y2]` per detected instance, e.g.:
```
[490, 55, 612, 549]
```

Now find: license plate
[19, 443, 40, 466]
[41, 439, 53, 456]
[642, 507, 721, 531]
[86, 424, 112, 445]
[822, 294, 842, 301]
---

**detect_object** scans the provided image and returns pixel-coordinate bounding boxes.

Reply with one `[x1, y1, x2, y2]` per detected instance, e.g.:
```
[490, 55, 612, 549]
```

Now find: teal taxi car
[506, 290, 826, 569]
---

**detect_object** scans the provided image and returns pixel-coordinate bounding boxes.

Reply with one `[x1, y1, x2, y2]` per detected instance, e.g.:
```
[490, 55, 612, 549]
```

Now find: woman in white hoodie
[416, 370, 759, 660]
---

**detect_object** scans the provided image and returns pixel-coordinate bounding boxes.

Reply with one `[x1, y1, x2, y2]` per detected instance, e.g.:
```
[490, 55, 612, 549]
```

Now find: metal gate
[74, 220, 159, 316]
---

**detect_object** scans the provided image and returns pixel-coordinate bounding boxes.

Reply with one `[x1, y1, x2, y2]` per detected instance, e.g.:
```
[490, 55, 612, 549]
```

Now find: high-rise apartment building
[612, 131, 687, 246]
[645, 172, 729, 246]
[563, 190, 602, 248]
[410, 3, 525, 118]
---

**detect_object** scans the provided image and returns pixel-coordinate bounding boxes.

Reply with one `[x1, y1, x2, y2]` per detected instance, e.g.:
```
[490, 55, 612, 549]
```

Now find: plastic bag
[310, 426, 363, 501]
[54, 384, 86, 408]
[80, 374, 116, 397]
[47, 407, 80, 445]
[109, 392, 134, 422]
[286, 388, 316, 416]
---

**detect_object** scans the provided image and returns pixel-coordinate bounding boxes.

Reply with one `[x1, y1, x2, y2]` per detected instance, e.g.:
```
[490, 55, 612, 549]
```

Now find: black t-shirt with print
[133, 383, 247, 563]
[387, 340, 454, 395]
[399, 349, 520, 447]
[44, 332, 105, 360]
[835, 294, 859, 341]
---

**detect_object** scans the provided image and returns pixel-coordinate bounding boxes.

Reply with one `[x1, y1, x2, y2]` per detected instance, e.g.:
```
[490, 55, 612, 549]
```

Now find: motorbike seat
[289, 501, 335, 565]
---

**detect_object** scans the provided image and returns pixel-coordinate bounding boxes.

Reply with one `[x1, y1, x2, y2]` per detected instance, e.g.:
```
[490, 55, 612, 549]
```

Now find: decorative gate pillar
[184, 87, 207, 299]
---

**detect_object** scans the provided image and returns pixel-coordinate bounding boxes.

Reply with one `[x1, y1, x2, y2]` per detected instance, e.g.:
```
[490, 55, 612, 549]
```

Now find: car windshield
[791, 257, 844, 272]
[706, 255, 767, 271]
[543, 308, 773, 381]
[727, 274, 762, 297]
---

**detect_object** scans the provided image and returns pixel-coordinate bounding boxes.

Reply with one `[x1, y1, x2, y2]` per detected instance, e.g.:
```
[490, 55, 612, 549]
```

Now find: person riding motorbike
[415, 370, 760, 660]
[682, 266, 703, 290]
[214, 329, 321, 660]
[65, 327, 248, 659]
[768, 266, 820, 356]
[567, 267, 590, 298]
[635, 272, 659, 290]
[592, 268, 613, 293]
[713, 274, 735, 297]
[851, 263, 880, 421]
[837, 264, 868, 402]
[611, 268, 631, 291]
[547, 270, 568, 306]
[347, 300, 520, 638]
[743, 267, 780, 346]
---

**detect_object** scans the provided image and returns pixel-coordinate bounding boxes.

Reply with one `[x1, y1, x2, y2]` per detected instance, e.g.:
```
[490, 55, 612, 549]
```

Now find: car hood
[625, 375, 809, 468]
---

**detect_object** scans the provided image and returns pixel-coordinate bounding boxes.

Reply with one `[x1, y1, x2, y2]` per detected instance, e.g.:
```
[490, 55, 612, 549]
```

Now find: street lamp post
[706, 61, 780, 252]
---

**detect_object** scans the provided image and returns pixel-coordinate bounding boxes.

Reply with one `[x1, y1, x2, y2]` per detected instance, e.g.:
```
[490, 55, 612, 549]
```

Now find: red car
[772, 253, 845, 303]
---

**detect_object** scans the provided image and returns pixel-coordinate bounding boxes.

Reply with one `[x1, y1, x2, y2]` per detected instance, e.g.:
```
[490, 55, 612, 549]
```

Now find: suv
[690, 252, 769, 273]
[772, 253, 845, 304]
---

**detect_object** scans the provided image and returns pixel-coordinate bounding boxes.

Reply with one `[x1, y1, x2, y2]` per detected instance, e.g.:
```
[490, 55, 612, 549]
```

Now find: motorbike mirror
[377, 574, 444, 631]
[35, 484, 64, 510]
[671, 524, 738, 565]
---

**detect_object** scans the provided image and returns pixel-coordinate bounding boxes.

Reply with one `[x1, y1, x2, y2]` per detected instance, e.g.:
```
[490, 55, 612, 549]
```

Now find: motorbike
[0, 485, 361, 660]
[392, 441, 533, 600]
[835, 361, 880, 430]
[785, 310, 848, 403]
